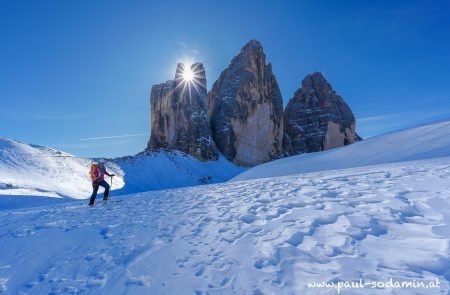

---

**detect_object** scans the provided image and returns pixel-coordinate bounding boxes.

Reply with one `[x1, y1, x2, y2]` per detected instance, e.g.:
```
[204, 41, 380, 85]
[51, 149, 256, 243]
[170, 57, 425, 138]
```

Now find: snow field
[0, 157, 449, 294]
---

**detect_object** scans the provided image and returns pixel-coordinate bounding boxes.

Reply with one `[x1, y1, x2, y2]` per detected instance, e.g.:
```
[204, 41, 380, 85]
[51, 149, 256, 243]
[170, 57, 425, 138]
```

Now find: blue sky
[1, 0, 449, 158]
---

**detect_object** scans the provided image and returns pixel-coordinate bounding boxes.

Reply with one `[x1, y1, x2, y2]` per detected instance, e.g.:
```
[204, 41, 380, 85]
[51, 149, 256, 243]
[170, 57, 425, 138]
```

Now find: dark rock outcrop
[283, 72, 360, 155]
[147, 63, 218, 160]
[208, 40, 284, 166]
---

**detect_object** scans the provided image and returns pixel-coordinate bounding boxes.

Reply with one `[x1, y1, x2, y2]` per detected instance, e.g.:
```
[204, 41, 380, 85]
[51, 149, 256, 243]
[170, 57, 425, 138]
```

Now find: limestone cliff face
[283, 72, 360, 155]
[147, 41, 360, 163]
[208, 40, 284, 166]
[148, 63, 218, 161]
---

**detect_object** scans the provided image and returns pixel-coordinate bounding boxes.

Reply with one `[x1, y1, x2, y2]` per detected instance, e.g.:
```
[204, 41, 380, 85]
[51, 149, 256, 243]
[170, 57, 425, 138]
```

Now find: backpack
[89, 163, 98, 181]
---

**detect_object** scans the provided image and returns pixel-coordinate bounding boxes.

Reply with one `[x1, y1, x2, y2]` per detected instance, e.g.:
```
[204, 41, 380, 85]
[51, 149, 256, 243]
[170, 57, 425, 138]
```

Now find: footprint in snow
[241, 214, 256, 224]
[99, 227, 112, 239]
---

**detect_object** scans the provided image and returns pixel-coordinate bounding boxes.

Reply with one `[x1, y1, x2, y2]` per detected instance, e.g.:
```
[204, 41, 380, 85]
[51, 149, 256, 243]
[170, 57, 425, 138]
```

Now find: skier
[88, 161, 114, 206]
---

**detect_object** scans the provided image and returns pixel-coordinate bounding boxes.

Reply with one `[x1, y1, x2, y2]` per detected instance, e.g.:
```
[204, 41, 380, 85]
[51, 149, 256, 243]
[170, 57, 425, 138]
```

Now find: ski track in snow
[0, 157, 449, 294]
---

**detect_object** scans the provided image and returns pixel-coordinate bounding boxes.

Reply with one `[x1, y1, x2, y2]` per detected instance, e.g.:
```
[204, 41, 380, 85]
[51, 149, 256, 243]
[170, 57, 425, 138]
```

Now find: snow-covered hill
[233, 119, 450, 181]
[1, 156, 449, 294]
[111, 151, 245, 195]
[0, 138, 123, 200]
[0, 138, 244, 207]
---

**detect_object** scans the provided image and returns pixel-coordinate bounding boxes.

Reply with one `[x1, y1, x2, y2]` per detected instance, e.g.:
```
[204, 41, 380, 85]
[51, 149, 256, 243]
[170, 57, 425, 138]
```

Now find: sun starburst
[175, 63, 205, 98]
[182, 67, 194, 82]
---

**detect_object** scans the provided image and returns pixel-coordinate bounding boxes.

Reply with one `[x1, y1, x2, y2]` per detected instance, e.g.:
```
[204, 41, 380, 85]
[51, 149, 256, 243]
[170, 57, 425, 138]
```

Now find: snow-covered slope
[111, 151, 245, 195]
[0, 138, 124, 199]
[233, 119, 450, 181]
[0, 138, 244, 204]
[1, 157, 449, 294]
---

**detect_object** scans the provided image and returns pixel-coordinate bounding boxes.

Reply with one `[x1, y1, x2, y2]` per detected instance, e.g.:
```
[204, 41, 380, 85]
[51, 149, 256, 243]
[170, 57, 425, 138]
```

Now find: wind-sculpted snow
[0, 157, 449, 294]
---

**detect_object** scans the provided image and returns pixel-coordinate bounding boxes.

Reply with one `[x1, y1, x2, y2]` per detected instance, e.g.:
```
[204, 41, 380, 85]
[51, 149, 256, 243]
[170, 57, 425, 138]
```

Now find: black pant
[88, 180, 110, 205]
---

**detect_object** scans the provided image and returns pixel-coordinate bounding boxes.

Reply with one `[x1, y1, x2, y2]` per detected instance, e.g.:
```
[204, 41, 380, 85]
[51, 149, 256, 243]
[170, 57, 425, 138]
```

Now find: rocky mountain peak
[147, 62, 217, 161]
[208, 39, 284, 166]
[283, 72, 360, 155]
[174, 62, 187, 81]
[226, 40, 266, 80]
[240, 39, 263, 54]
[298, 72, 336, 102]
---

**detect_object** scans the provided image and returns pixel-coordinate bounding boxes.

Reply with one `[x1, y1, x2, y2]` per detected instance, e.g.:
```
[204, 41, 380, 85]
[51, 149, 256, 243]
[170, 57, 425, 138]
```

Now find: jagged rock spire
[283, 72, 360, 155]
[208, 40, 284, 166]
[148, 62, 218, 161]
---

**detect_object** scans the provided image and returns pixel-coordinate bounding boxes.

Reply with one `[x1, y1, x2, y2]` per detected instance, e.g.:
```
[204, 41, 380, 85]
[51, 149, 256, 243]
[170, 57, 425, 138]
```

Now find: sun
[182, 66, 194, 82]
[174, 62, 206, 98]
